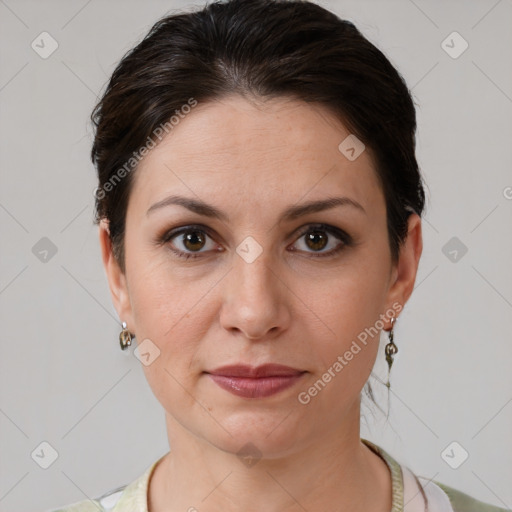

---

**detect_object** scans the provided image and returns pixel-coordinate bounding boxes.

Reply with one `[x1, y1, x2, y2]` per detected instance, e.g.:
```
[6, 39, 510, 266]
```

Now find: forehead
[130, 95, 384, 219]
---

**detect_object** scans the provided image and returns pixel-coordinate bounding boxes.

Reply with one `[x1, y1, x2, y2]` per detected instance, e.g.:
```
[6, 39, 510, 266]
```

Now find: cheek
[125, 256, 208, 383]
[321, 264, 389, 340]
[305, 258, 390, 387]
[131, 275, 207, 414]
[127, 247, 207, 338]
[297, 289, 385, 416]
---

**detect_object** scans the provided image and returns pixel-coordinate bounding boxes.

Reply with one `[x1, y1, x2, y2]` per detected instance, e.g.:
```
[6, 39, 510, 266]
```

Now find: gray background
[0, 0, 511, 510]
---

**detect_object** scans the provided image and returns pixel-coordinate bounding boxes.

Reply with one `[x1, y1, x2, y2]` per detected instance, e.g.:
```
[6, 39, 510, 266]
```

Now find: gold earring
[119, 321, 132, 350]
[384, 316, 398, 389]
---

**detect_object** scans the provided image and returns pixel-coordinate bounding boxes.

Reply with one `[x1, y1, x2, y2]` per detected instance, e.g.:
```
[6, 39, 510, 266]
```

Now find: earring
[119, 321, 132, 350]
[384, 316, 398, 389]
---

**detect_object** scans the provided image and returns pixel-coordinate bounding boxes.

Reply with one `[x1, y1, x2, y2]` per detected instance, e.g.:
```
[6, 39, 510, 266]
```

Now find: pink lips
[205, 364, 306, 399]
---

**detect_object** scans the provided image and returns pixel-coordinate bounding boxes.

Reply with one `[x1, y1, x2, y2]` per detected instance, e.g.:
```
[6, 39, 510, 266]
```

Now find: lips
[204, 364, 306, 399]
[205, 363, 304, 378]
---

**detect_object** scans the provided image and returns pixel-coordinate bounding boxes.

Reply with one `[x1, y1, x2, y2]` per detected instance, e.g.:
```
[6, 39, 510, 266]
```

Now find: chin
[206, 410, 308, 459]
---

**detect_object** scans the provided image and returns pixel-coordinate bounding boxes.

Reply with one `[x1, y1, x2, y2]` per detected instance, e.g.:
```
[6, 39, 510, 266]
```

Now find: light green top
[46, 438, 511, 512]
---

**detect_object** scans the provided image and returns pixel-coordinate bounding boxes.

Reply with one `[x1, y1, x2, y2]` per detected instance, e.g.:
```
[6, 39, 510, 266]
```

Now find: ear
[384, 213, 423, 329]
[98, 219, 135, 332]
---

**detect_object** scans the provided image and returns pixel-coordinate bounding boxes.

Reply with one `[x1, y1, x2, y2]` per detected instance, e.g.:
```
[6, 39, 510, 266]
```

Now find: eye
[159, 223, 352, 260]
[290, 223, 351, 258]
[160, 225, 220, 260]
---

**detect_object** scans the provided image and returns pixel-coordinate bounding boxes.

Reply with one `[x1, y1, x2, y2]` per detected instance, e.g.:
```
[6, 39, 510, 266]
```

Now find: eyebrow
[146, 194, 366, 221]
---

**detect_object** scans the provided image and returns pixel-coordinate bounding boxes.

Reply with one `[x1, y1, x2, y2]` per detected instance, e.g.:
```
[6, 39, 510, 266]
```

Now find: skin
[99, 94, 423, 512]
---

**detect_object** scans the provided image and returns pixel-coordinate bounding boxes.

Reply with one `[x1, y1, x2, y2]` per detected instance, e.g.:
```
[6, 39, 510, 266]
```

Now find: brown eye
[182, 230, 207, 252]
[160, 223, 352, 261]
[291, 224, 352, 258]
[161, 225, 219, 260]
[304, 230, 329, 251]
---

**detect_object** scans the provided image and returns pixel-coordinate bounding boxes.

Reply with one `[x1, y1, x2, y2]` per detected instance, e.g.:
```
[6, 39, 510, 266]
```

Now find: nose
[219, 247, 291, 341]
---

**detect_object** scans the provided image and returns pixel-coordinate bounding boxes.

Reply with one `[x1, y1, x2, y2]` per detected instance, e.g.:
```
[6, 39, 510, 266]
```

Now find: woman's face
[100, 95, 422, 457]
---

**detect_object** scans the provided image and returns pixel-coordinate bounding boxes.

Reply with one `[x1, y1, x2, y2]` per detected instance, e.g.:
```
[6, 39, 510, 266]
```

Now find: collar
[107, 439, 454, 512]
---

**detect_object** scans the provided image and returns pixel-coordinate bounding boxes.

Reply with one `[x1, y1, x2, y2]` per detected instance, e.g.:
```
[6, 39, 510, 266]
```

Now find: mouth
[204, 363, 307, 399]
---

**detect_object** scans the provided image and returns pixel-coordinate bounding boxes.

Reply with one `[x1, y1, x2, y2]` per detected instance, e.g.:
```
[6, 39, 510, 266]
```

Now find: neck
[148, 403, 392, 512]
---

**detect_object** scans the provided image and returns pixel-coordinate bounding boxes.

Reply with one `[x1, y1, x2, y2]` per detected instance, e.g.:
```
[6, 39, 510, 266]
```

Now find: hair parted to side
[90, 0, 426, 412]
[91, 0, 426, 274]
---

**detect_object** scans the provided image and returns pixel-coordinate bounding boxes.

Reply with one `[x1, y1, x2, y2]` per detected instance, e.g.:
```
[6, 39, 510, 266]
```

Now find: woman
[48, 0, 509, 510]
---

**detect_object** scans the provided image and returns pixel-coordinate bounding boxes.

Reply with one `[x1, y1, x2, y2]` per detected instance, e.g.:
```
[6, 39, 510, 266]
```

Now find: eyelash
[158, 223, 353, 261]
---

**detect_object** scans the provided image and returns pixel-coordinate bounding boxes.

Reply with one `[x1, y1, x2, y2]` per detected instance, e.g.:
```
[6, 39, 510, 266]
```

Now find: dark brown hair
[90, 0, 427, 415]
[91, 0, 426, 276]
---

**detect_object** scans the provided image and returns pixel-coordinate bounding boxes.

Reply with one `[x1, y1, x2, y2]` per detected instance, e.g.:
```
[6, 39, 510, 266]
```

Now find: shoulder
[44, 456, 163, 512]
[431, 480, 511, 512]
[369, 438, 510, 512]
[45, 503, 103, 512]
[44, 483, 130, 512]
[44, 498, 105, 512]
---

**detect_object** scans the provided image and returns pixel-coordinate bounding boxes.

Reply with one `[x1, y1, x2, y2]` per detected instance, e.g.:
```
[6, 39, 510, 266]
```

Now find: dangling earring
[384, 316, 398, 389]
[119, 321, 132, 350]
